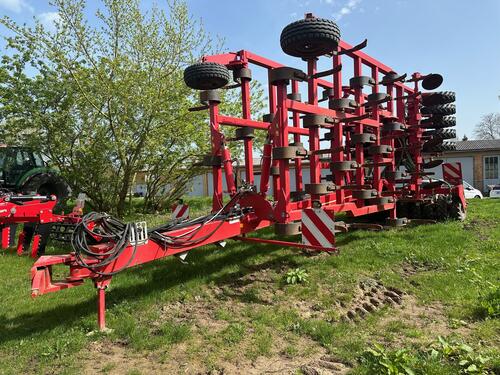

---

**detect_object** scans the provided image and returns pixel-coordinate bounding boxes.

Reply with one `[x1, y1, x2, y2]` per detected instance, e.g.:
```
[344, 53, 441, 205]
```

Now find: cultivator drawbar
[30, 14, 465, 330]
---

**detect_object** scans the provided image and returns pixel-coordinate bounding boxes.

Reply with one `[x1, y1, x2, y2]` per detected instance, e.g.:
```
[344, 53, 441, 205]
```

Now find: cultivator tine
[188, 105, 209, 112]
[310, 64, 343, 79]
[380, 72, 407, 85]
[222, 83, 241, 90]
[334, 39, 368, 55]
[347, 223, 384, 231]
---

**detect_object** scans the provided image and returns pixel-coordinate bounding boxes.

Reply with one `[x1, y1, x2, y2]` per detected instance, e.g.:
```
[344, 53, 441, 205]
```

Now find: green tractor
[0, 146, 69, 207]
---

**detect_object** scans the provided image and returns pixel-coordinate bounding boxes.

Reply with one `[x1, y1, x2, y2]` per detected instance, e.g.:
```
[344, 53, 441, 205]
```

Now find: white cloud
[37, 12, 61, 31]
[0, 0, 33, 13]
[290, 12, 298, 18]
[332, 0, 361, 21]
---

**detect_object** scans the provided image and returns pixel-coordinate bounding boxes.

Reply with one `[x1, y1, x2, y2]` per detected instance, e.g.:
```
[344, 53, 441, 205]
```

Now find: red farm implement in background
[30, 13, 465, 330]
[0, 193, 83, 257]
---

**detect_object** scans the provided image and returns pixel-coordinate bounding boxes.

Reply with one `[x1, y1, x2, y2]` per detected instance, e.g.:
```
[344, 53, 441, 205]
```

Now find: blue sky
[1, 0, 499, 139]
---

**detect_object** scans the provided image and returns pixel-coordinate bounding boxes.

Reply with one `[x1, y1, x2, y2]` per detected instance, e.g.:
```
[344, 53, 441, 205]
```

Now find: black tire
[423, 128, 456, 140]
[421, 103, 456, 116]
[408, 203, 421, 219]
[428, 141, 456, 153]
[421, 91, 455, 106]
[21, 173, 69, 210]
[396, 202, 409, 219]
[435, 197, 448, 221]
[280, 17, 340, 58]
[421, 115, 456, 129]
[422, 203, 435, 220]
[183, 62, 231, 90]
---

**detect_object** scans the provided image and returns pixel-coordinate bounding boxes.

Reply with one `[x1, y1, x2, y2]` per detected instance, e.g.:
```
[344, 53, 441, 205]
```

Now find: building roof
[455, 139, 500, 152]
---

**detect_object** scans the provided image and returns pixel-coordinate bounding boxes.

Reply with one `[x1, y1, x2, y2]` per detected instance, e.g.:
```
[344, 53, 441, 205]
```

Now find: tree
[474, 113, 500, 140]
[0, 0, 218, 216]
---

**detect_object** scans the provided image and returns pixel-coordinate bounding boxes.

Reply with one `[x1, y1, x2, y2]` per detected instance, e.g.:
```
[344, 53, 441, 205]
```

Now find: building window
[484, 156, 499, 179]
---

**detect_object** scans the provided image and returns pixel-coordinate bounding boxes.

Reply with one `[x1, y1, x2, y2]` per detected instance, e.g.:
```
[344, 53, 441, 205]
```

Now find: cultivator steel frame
[29, 13, 465, 330]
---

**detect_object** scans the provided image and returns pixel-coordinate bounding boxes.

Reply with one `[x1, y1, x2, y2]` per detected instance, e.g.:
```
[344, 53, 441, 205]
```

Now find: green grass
[0, 199, 498, 374]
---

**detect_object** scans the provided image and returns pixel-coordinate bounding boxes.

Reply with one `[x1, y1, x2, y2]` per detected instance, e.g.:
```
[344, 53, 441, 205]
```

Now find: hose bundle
[71, 212, 138, 276]
[71, 193, 243, 275]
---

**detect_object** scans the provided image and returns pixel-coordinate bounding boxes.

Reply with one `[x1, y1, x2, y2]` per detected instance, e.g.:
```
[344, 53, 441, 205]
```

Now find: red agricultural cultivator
[30, 14, 465, 330]
[0, 193, 84, 257]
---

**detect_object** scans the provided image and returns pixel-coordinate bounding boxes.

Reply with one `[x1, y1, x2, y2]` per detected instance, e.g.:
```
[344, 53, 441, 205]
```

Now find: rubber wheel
[408, 203, 421, 219]
[397, 202, 409, 219]
[280, 17, 341, 58]
[423, 128, 456, 140]
[422, 203, 435, 220]
[184, 62, 231, 90]
[21, 173, 70, 211]
[422, 91, 455, 106]
[421, 103, 456, 116]
[435, 198, 448, 221]
[421, 115, 456, 129]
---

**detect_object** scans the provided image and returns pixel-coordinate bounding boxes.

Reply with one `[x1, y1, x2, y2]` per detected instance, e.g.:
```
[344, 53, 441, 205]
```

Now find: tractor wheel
[280, 17, 341, 58]
[421, 103, 456, 116]
[21, 173, 69, 211]
[449, 201, 466, 221]
[421, 115, 456, 129]
[421, 91, 455, 106]
[183, 62, 231, 90]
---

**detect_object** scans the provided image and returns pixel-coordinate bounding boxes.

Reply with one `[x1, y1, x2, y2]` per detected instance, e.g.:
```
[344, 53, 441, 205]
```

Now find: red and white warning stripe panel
[171, 203, 189, 220]
[301, 208, 336, 249]
[442, 162, 462, 184]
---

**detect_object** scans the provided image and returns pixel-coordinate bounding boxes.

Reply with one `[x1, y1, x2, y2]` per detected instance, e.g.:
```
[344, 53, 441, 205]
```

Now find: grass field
[0, 199, 498, 374]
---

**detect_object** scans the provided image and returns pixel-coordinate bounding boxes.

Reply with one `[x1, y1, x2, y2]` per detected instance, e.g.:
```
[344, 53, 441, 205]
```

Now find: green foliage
[429, 336, 491, 374]
[158, 321, 191, 345]
[362, 343, 416, 375]
[285, 267, 309, 285]
[456, 255, 499, 319]
[477, 286, 500, 319]
[0, 0, 220, 215]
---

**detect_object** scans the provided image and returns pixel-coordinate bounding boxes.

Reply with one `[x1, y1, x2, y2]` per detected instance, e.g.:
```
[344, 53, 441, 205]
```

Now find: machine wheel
[435, 198, 448, 220]
[421, 91, 455, 106]
[396, 202, 409, 218]
[421, 115, 456, 129]
[421, 103, 456, 116]
[408, 203, 421, 219]
[423, 128, 456, 140]
[21, 173, 69, 210]
[280, 17, 341, 58]
[422, 203, 435, 220]
[449, 201, 466, 221]
[183, 62, 231, 90]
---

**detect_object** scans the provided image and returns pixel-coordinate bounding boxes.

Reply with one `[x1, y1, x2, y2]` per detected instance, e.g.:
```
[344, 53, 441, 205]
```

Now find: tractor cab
[0, 146, 46, 187]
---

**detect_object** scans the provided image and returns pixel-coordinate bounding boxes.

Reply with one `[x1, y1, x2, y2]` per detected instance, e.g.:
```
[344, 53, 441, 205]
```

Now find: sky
[0, 0, 499, 139]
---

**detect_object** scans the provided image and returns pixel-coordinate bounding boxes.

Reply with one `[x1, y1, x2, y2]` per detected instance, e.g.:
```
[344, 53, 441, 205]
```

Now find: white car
[463, 181, 483, 199]
[489, 185, 500, 198]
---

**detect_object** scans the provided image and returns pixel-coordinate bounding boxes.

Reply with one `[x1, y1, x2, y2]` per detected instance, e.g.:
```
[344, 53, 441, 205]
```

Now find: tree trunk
[117, 169, 133, 217]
